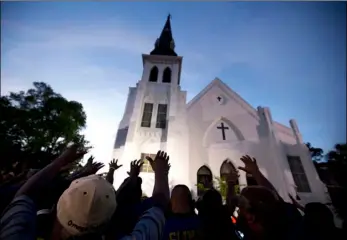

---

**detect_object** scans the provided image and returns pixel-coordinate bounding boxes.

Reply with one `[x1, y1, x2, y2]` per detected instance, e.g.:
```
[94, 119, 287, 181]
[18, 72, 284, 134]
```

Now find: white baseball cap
[56, 174, 117, 236]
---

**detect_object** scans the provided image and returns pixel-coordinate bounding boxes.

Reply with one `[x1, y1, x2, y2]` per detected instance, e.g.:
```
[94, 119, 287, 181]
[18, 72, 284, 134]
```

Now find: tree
[327, 144, 347, 187]
[306, 142, 327, 183]
[0, 82, 89, 172]
[325, 143, 347, 220]
[308, 142, 347, 220]
[305, 142, 324, 162]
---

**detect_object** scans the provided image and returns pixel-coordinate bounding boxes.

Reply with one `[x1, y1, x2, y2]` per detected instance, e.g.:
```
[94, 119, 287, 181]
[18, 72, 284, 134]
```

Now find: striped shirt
[0, 195, 37, 240]
[121, 207, 165, 240]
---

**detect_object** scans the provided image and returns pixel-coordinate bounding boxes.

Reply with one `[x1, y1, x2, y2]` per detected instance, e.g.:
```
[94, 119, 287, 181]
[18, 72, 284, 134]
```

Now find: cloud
[1, 16, 232, 165]
[2, 19, 154, 53]
[1, 20, 153, 163]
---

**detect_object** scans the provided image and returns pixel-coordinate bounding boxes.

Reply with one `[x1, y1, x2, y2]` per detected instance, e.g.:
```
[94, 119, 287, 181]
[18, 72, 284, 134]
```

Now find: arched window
[220, 160, 240, 194]
[149, 66, 158, 82]
[220, 160, 239, 183]
[197, 165, 213, 197]
[162, 67, 171, 83]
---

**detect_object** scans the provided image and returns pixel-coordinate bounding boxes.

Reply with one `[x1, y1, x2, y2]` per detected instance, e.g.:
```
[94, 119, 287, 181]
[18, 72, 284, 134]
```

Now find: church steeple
[150, 14, 177, 56]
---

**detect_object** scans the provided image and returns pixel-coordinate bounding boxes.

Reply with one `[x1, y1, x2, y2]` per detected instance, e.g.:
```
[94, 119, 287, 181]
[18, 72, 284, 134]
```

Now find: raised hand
[127, 159, 143, 177]
[56, 144, 88, 168]
[85, 162, 104, 175]
[150, 151, 171, 209]
[238, 155, 259, 175]
[81, 155, 105, 175]
[146, 151, 170, 174]
[86, 155, 94, 167]
[91, 162, 105, 174]
[15, 144, 88, 198]
[109, 159, 122, 171]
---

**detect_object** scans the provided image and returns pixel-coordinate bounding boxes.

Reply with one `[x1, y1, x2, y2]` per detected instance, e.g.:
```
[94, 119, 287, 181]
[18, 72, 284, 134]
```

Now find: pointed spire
[150, 14, 177, 56]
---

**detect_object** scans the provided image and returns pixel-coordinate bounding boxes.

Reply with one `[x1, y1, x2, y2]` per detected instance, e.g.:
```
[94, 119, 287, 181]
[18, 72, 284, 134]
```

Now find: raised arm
[115, 160, 142, 204]
[120, 151, 170, 240]
[1, 145, 87, 240]
[106, 159, 122, 184]
[238, 155, 277, 193]
[67, 155, 104, 181]
[146, 151, 171, 205]
[15, 145, 86, 198]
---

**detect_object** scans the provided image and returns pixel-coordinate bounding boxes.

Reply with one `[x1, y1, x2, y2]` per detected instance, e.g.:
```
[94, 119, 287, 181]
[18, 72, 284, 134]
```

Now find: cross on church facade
[217, 122, 229, 140]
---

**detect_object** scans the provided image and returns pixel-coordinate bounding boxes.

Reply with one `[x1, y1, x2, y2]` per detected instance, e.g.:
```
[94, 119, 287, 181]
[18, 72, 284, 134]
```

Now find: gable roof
[186, 77, 260, 121]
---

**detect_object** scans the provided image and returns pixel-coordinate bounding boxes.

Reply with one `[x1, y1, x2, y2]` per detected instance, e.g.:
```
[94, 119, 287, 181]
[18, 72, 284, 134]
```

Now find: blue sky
[1, 2, 346, 162]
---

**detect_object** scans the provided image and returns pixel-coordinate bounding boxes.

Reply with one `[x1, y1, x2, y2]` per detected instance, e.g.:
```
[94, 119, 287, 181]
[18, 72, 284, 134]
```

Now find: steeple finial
[150, 15, 177, 56]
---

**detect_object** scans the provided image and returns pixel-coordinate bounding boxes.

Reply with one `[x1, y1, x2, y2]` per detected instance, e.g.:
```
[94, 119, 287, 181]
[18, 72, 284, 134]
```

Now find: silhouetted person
[299, 202, 342, 240]
[198, 189, 240, 240]
[163, 184, 200, 239]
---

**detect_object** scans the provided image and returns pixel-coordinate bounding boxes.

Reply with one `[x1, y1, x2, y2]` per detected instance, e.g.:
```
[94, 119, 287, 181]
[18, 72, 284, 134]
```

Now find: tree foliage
[0, 82, 89, 171]
[325, 143, 347, 219]
[215, 176, 228, 200]
[305, 142, 324, 162]
[326, 144, 347, 187]
[307, 142, 347, 220]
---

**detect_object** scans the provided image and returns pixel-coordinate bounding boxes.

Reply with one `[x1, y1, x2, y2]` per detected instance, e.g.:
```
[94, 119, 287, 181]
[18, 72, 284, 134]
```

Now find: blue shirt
[121, 207, 166, 240]
[0, 195, 37, 240]
[163, 213, 201, 240]
[136, 197, 155, 216]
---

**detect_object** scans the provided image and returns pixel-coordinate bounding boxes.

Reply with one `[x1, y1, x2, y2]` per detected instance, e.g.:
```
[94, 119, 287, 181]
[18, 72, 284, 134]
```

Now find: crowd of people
[0, 144, 345, 240]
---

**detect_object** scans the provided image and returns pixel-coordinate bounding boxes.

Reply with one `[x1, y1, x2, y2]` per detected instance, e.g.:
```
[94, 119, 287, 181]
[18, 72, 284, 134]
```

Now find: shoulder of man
[120, 207, 165, 240]
[0, 195, 37, 240]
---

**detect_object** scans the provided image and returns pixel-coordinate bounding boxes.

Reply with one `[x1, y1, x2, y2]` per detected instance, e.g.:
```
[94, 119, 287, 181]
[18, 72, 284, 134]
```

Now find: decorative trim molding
[202, 116, 245, 147]
[142, 54, 183, 66]
[137, 128, 162, 138]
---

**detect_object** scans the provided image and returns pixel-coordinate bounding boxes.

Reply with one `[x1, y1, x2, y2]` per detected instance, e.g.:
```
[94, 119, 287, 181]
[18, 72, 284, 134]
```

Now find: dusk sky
[1, 2, 346, 163]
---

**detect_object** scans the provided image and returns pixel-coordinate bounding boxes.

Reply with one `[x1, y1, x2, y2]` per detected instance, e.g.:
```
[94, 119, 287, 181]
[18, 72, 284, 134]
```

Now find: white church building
[113, 15, 329, 204]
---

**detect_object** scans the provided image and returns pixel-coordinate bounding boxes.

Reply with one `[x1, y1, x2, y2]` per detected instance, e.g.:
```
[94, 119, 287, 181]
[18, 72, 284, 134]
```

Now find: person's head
[198, 188, 223, 216]
[170, 184, 194, 214]
[237, 186, 285, 238]
[304, 202, 335, 230]
[198, 189, 237, 239]
[55, 174, 117, 239]
[116, 176, 142, 206]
